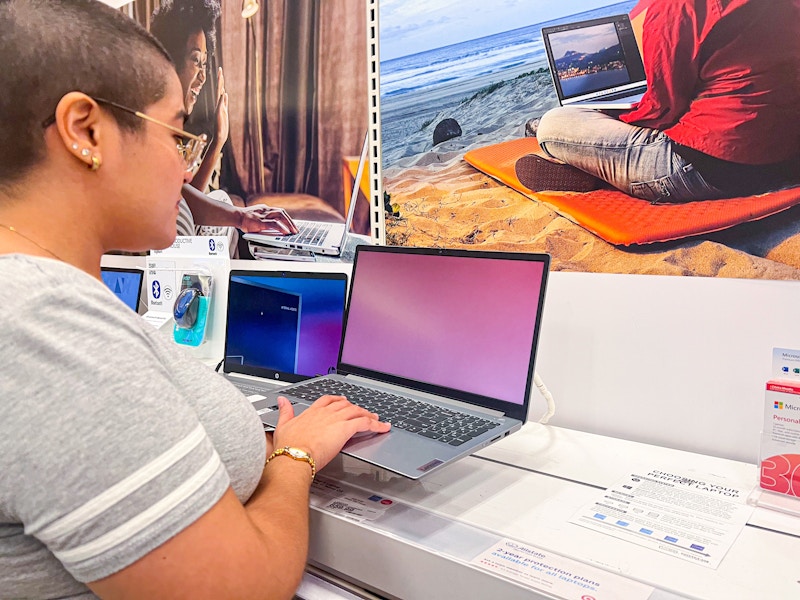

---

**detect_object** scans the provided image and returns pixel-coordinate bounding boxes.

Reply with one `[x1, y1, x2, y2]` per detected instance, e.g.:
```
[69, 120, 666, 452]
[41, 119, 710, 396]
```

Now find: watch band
[265, 446, 316, 481]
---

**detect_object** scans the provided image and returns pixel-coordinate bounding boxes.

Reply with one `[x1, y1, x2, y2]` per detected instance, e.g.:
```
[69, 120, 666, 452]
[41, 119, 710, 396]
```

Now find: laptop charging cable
[533, 371, 556, 424]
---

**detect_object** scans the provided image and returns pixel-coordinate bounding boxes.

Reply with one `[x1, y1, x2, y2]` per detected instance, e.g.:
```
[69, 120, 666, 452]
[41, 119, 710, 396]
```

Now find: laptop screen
[339, 247, 549, 417]
[100, 267, 143, 312]
[224, 270, 348, 383]
[543, 14, 645, 102]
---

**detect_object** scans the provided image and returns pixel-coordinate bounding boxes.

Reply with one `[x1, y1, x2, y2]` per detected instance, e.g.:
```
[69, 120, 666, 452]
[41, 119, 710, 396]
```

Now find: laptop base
[564, 91, 645, 111]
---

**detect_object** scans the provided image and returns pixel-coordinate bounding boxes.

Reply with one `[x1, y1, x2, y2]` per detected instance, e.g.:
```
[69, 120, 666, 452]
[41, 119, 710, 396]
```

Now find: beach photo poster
[378, 0, 800, 280]
[127, 0, 374, 257]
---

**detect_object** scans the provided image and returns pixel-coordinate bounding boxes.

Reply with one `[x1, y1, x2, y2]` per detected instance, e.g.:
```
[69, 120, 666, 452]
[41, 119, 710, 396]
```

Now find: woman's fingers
[272, 395, 390, 469]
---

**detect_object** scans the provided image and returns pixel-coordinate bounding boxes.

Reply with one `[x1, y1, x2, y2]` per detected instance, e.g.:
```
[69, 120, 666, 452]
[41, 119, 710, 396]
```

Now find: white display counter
[309, 424, 800, 600]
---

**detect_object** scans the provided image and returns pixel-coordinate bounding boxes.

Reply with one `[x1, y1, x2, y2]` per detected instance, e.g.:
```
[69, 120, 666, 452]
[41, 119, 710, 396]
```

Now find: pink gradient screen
[340, 252, 546, 404]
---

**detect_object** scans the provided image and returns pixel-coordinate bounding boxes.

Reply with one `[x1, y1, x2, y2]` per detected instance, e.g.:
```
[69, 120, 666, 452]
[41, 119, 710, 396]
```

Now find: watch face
[287, 447, 307, 459]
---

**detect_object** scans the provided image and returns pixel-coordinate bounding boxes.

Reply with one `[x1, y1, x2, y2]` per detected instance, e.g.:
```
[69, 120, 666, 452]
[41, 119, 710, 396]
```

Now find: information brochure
[310, 476, 654, 598]
[471, 538, 653, 600]
[309, 476, 396, 523]
[570, 469, 754, 568]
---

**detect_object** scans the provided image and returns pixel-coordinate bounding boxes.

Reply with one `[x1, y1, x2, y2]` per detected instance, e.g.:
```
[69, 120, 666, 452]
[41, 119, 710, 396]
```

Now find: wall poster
[376, 0, 800, 279]
[124, 0, 378, 260]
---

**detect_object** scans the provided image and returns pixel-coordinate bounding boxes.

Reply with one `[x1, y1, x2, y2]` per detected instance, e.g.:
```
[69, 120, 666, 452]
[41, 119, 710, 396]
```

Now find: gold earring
[89, 155, 101, 171]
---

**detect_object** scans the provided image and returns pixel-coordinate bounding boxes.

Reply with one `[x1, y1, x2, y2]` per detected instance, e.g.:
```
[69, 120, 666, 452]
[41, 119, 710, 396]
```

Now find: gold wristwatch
[265, 446, 316, 481]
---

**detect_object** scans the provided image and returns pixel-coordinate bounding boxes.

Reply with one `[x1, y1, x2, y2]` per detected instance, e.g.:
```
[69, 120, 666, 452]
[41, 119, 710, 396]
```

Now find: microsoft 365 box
[760, 348, 800, 498]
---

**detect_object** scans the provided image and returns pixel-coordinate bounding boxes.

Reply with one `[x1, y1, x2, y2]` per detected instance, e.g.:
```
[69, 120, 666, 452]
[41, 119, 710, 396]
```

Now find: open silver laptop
[221, 269, 348, 394]
[100, 266, 145, 314]
[542, 14, 647, 110]
[243, 134, 369, 256]
[256, 245, 551, 479]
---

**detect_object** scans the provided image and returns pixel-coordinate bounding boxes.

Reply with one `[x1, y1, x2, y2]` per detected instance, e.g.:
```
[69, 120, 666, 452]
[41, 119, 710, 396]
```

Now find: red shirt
[620, 0, 800, 165]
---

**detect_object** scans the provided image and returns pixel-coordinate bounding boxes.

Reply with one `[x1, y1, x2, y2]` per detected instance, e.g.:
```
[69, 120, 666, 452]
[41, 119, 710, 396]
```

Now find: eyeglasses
[189, 55, 208, 77]
[93, 97, 207, 171]
[41, 97, 208, 172]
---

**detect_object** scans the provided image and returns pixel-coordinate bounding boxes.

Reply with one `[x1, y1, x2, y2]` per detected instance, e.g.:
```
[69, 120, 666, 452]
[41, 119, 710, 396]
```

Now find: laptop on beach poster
[256, 246, 551, 479]
[541, 13, 647, 109]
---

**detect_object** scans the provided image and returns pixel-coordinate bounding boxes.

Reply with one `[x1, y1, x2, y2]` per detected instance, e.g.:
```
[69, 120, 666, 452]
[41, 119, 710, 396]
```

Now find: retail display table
[308, 423, 800, 600]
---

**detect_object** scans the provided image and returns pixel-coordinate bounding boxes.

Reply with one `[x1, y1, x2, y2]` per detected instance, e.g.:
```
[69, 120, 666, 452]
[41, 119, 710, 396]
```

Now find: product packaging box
[760, 348, 800, 498]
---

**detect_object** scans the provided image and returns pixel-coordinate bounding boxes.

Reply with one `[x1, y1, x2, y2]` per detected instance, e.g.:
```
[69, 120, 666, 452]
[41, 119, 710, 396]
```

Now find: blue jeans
[536, 107, 725, 203]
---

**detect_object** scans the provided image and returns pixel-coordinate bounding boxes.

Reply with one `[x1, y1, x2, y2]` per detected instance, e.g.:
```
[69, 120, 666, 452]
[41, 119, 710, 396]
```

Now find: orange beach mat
[463, 137, 800, 246]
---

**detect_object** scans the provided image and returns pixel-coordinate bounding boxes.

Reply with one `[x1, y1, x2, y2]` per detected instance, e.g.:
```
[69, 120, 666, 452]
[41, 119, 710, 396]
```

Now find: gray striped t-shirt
[0, 255, 266, 598]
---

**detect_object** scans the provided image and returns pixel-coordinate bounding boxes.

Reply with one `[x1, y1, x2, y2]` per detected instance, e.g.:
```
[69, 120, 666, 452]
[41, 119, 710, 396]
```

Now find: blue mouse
[173, 287, 201, 329]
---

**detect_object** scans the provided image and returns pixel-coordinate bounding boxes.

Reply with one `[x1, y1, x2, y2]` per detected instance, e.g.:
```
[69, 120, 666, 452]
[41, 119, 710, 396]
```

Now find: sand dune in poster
[382, 71, 800, 280]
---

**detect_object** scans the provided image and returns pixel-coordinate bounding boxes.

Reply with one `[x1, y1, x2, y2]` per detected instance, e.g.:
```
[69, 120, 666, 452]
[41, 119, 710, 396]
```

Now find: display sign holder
[750, 347, 800, 517]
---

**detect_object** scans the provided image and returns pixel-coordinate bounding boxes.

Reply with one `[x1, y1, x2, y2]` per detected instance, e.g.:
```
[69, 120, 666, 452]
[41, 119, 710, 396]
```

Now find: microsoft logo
[775, 401, 784, 409]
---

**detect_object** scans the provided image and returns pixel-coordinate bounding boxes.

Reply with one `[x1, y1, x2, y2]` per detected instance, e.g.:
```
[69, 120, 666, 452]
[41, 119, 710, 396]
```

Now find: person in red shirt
[516, 0, 800, 202]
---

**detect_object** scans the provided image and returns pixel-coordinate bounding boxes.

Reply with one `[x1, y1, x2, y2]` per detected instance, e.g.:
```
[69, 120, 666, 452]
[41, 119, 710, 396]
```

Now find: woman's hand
[236, 204, 299, 234]
[214, 67, 229, 146]
[272, 396, 391, 470]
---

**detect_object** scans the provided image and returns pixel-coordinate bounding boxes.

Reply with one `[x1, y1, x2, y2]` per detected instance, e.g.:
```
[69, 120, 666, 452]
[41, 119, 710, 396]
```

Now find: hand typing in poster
[237, 205, 297, 235]
[181, 184, 298, 235]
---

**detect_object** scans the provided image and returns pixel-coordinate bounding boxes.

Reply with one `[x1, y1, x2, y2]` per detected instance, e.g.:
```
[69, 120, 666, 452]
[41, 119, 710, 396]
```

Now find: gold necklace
[0, 223, 63, 261]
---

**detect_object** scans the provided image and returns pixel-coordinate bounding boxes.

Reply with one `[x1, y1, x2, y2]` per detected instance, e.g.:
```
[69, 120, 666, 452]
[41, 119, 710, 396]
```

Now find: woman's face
[112, 73, 193, 250]
[176, 29, 207, 115]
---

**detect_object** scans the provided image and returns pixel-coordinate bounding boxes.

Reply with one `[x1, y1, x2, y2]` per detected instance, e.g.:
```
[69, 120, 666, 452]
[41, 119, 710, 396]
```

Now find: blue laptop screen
[224, 271, 348, 381]
[100, 267, 143, 312]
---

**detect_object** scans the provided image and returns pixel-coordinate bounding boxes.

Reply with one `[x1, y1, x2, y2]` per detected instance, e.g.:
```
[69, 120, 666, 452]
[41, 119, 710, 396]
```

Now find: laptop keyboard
[596, 86, 647, 102]
[286, 379, 501, 446]
[232, 381, 285, 396]
[282, 222, 332, 247]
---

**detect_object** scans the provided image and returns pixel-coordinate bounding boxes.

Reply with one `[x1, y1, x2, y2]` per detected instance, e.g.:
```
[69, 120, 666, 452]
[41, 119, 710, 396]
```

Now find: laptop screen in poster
[544, 15, 645, 101]
[339, 251, 546, 405]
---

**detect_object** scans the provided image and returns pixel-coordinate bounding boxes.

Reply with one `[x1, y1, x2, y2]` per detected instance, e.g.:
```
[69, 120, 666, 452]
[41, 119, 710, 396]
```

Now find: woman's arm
[181, 184, 298, 234]
[88, 396, 390, 600]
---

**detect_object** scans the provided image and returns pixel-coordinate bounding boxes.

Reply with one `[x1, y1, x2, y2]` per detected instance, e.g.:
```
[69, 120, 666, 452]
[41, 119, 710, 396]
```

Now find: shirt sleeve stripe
[54, 451, 223, 566]
[28, 423, 207, 540]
